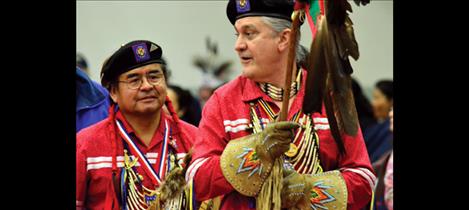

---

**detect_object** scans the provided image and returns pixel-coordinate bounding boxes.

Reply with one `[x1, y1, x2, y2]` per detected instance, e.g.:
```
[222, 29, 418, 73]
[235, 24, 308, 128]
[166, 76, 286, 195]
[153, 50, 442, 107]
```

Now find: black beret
[101, 40, 163, 89]
[226, 0, 295, 25]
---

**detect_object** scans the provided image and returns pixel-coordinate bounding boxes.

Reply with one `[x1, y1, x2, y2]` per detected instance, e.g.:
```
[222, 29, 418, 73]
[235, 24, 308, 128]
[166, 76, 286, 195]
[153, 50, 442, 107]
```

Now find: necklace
[258, 69, 302, 101]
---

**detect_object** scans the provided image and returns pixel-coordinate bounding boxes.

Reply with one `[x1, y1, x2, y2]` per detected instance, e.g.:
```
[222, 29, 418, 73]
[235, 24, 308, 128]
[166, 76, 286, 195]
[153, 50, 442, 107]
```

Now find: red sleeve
[76, 132, 88, 210]
[338, 128, 376, 210]
[187, 93, 235, 201]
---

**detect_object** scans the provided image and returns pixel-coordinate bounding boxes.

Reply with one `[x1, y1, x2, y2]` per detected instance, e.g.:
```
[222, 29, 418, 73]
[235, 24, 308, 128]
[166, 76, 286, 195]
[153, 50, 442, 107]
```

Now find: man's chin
[241, 67, 256, 79]
[136, 104, 162, 115]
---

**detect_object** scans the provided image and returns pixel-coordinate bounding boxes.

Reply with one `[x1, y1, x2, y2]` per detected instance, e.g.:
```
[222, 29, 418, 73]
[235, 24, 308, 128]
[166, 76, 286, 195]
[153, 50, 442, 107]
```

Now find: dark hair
[352, 78, 377, 130]
[168, 85, 202, 126]
[375, 80, 393, 101]
[76, 53, 88, 70]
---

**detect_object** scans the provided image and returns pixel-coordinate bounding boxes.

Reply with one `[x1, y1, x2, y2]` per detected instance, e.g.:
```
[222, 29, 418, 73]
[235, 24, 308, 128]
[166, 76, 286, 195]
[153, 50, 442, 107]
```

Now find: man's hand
[281, 170, 312, 209]
[280, 170, 349, 210]
[255, 121, 300, 162]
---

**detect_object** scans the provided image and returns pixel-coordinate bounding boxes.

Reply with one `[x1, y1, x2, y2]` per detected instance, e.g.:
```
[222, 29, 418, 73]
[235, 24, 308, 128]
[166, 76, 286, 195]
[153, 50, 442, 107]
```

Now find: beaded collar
[258, 70, 302, 101]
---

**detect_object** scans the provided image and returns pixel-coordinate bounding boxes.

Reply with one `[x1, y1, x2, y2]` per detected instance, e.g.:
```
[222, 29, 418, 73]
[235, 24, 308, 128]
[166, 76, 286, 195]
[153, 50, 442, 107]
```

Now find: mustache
[137, 92, 159, 100]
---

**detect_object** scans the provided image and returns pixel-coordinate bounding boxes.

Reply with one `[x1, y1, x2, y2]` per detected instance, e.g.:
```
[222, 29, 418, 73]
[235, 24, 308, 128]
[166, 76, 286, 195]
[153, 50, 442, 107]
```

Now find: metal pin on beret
[226, 0, 295, 25]
[101, 40, 163, 89]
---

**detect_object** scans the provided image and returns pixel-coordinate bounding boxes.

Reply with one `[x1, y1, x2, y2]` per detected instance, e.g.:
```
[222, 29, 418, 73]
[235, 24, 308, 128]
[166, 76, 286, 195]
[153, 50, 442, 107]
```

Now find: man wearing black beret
[76, 40, 197, 210]
[188, 0, 375, 209]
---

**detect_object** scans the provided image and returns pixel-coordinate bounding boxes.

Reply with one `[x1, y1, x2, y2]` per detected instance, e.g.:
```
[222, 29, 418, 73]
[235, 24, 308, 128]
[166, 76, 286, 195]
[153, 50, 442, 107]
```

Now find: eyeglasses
[118, 72, 164, 90]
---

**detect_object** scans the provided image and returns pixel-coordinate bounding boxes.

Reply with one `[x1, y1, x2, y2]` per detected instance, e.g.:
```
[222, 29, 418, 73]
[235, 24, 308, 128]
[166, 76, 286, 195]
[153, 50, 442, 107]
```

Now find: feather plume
[302, 16, 327, 114]
[323, 0, 360, 137]
[159, 149, 193, 203]
[301, 0, 371, 155]
[159, 167, 186, 202]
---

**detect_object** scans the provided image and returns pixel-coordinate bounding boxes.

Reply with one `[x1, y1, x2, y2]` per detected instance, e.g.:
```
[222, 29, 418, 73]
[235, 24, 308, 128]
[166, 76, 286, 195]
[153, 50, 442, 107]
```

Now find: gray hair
[261, 16, 305, 65]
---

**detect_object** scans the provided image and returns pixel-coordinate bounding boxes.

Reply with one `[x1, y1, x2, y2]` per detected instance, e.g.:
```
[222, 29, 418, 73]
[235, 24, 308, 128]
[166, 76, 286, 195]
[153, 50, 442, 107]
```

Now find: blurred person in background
[352, 78, 377, 134]
[372, 80, 393, 122]
[77, 52, 90, 75]
[363, 80, 393, 210]
[364, 80, 393, 163]
[76, 67, 110, 132]
[193, 36, 233, 107]
[384, 108, 393, 210]
[167, 84, 202, 126]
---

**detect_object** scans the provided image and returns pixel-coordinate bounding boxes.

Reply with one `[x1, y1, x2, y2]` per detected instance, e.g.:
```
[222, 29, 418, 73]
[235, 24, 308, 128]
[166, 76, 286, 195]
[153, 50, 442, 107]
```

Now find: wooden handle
[279, 11, 301, 122]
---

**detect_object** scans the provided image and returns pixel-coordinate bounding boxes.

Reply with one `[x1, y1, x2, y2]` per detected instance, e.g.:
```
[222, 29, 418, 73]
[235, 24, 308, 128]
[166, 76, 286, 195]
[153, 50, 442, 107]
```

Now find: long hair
[164, 95, 193, 153]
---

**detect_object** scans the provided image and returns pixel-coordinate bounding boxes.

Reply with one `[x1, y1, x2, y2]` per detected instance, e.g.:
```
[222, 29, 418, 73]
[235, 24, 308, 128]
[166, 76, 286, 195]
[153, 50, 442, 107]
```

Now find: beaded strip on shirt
[249, 98, 323, 175]
[258, 69, 302, 102]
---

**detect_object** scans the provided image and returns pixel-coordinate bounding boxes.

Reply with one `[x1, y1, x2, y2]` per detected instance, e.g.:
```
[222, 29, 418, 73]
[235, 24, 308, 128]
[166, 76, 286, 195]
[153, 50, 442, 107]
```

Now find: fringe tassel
[256, 158, 283, 210]
[369, 187, 375, 210]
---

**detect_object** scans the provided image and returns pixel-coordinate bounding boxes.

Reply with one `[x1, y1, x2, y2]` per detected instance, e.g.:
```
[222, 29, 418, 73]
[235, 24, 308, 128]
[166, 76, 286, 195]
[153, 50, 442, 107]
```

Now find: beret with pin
[226, 0, 295, 25]
[101, 40, 163, 89]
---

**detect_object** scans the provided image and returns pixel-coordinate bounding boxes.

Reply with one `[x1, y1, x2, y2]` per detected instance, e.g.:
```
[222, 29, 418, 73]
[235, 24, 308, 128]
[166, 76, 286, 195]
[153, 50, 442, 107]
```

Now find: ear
[277, 28, 292, 52]
[109, 85, 119, 103]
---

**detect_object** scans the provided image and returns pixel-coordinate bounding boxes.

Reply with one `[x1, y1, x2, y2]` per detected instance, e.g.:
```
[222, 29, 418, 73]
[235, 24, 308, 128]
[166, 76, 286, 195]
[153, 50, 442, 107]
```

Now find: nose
[139, 76, 154, 90]
[234, 37, 246, 52]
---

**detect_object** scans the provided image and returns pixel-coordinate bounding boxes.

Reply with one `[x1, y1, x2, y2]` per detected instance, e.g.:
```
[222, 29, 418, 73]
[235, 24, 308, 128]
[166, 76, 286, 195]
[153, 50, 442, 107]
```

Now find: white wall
[77, 0, 392, 97]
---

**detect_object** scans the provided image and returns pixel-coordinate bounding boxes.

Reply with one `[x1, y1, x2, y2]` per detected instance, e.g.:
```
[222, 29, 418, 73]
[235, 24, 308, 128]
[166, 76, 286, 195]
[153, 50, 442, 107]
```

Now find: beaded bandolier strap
[120, 146, 186, 210]
[121, 149, 157, 209]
